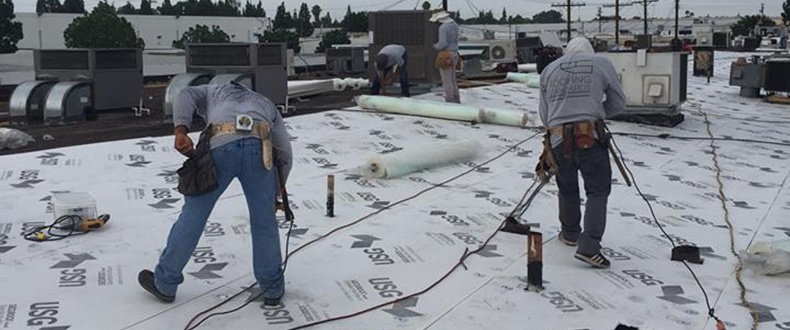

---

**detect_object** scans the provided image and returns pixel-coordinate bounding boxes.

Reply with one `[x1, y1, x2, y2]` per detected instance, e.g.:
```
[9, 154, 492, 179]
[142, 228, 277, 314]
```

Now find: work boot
[138, 269, 175, 303]
[574, 252, 611, 269]
[558, 231, 578, 246]
[263, 295, 282, 306]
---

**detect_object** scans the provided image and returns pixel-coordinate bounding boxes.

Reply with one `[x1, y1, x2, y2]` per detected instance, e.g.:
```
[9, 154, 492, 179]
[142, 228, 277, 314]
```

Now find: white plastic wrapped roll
[332, 78, 347, 92]
[355, 95, 529, 127]
[506, 72, 541, 89]
[480, 108, 529, 127]
[355, 95, 483, 123]
[364, 140, 482, 179]
[517, 64, 538, 73]
[343, 78, 368, 90]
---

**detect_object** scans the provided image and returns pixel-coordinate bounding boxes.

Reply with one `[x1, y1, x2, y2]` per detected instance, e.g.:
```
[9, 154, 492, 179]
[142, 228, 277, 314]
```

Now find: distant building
[14, 13, 271, 49]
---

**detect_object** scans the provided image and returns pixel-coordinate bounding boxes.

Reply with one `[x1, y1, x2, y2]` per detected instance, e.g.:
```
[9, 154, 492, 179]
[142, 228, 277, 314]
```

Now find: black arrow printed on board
[50, 253, 97, 269]
[148, 198, 181, 209]
[382, 297, 422, 318]
[188, 263, 228, 280]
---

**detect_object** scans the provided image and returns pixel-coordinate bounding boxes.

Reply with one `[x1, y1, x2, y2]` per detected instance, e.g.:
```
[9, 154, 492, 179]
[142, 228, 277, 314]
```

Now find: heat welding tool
[23, 214, 111, 242]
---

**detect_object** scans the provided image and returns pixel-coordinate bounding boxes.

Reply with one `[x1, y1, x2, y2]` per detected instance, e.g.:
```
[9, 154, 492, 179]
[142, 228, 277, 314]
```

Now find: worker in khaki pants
[431, 10, 460, 103]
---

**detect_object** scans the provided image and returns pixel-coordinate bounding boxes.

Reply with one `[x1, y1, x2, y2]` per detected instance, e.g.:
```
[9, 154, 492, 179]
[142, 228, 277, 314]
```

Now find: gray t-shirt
[433, 20, 459, 51]
[377, 44, 406, 78]
[173, 83, 293, 181]
[539, 52, 626, 147]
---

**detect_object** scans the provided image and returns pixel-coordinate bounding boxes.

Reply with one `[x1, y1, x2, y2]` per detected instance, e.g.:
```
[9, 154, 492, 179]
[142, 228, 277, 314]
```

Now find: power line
[602, 0, 631, 44]
[551, 1, 587, 40]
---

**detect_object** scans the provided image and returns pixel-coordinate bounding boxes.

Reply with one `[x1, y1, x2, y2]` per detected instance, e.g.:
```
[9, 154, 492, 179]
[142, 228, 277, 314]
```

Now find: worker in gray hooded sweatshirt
[539, 37, 626, 268]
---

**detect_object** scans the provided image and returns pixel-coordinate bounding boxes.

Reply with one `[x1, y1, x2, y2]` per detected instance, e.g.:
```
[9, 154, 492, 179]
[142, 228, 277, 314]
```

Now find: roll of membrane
[517, 63, 538, 73]
[364, 140, 482, 179]
[505, 72, 540, 89]
[355, 95, 529, 127]
[332, 78, 348, 92]
[480, 108, 529, 127]
[355, 95, 483, 123]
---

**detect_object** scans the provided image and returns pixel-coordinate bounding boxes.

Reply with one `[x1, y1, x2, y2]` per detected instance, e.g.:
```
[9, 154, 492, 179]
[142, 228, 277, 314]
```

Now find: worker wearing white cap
[431, 10, 460, 103]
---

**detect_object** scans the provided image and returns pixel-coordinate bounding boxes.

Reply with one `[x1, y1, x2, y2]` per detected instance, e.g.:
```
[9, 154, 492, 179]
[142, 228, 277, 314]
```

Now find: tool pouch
[435, 50, 454, 69]
[535, 133, 559, 183]
[177, 124, 218, 196]
[573, 121, 596, 149]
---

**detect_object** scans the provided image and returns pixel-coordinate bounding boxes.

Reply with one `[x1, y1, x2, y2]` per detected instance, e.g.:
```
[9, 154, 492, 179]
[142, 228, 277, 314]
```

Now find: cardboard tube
[526, 232, 544, 292]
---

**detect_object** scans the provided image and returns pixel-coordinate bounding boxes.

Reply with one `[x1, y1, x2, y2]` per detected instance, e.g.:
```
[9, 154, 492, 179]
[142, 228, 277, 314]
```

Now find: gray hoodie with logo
[539, 37, 626, 147]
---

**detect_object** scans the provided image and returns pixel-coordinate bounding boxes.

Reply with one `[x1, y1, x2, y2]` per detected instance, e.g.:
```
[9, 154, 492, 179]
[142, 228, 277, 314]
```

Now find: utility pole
[551, 1, 586, 41]
[634, 0, 659, 35]
[597, 6, 602, 33]
[760, 3, 765, 16]
[603, 0, 632, 44]
[443, 0, 447, 11]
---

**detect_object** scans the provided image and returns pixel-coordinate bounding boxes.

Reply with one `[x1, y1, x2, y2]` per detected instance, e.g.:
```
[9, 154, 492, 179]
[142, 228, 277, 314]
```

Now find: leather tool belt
[210, 121, 274, 170]
[547, 120, 605, 159]
[435, 50, 462, 70]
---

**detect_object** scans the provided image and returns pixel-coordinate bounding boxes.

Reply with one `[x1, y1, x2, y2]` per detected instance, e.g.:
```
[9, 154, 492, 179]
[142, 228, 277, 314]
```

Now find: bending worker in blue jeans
[371, 44, 410, 97]
[539, 37, 625, 268]
[139, 82, 293, 306]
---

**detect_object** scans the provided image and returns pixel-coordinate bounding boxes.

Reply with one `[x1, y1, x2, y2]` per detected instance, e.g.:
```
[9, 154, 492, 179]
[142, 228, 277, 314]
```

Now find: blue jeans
[371, 51, 410, 97]
[553, 142, 612, 256]
[155, 137, 283, 299]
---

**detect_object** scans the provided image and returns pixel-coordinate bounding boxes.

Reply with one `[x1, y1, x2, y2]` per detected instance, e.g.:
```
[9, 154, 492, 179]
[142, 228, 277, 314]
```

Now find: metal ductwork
[163, 73, 213, 121]
[9, 80, 57, 124]
[209, 73, 254, 88]
[44, 81, 92, 123]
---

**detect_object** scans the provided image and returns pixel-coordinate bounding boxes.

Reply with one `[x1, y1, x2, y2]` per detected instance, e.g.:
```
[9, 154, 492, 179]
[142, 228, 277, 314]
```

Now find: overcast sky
[12, 0, 788, 22]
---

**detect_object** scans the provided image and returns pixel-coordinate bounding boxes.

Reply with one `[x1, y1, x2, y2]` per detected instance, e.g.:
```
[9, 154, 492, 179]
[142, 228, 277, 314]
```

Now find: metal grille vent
[373, 13, 425, 45]
[764, 60, 790, 92]
[39, 50, 89, 70]
[713, 33, 728, 47]
[516, 37, 541, 48]
[257, 44, 283, 66]
[189, 45, 251, 66]
[327, 48, 353, 57]
[679, 53, 688, 102]
[95, 50, 138, 70]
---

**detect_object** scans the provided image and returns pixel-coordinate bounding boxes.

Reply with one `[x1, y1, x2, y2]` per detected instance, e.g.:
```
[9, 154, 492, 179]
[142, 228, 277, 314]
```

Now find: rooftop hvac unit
[635, 35, 653, 49]
[186, 42, 287, 102]
[602, 51, 688, 126]
[33, 49, 143, 112]
[326, 46, 367, 75]
[712, 32, 730, 48]
[369, 10, 440, 85]
[695, 31, 714, 46]
[516, 37, 542, 64]
[743, 37, 761, 51]
[764, 58, 790, 92]
[729, 56, 765, 98]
